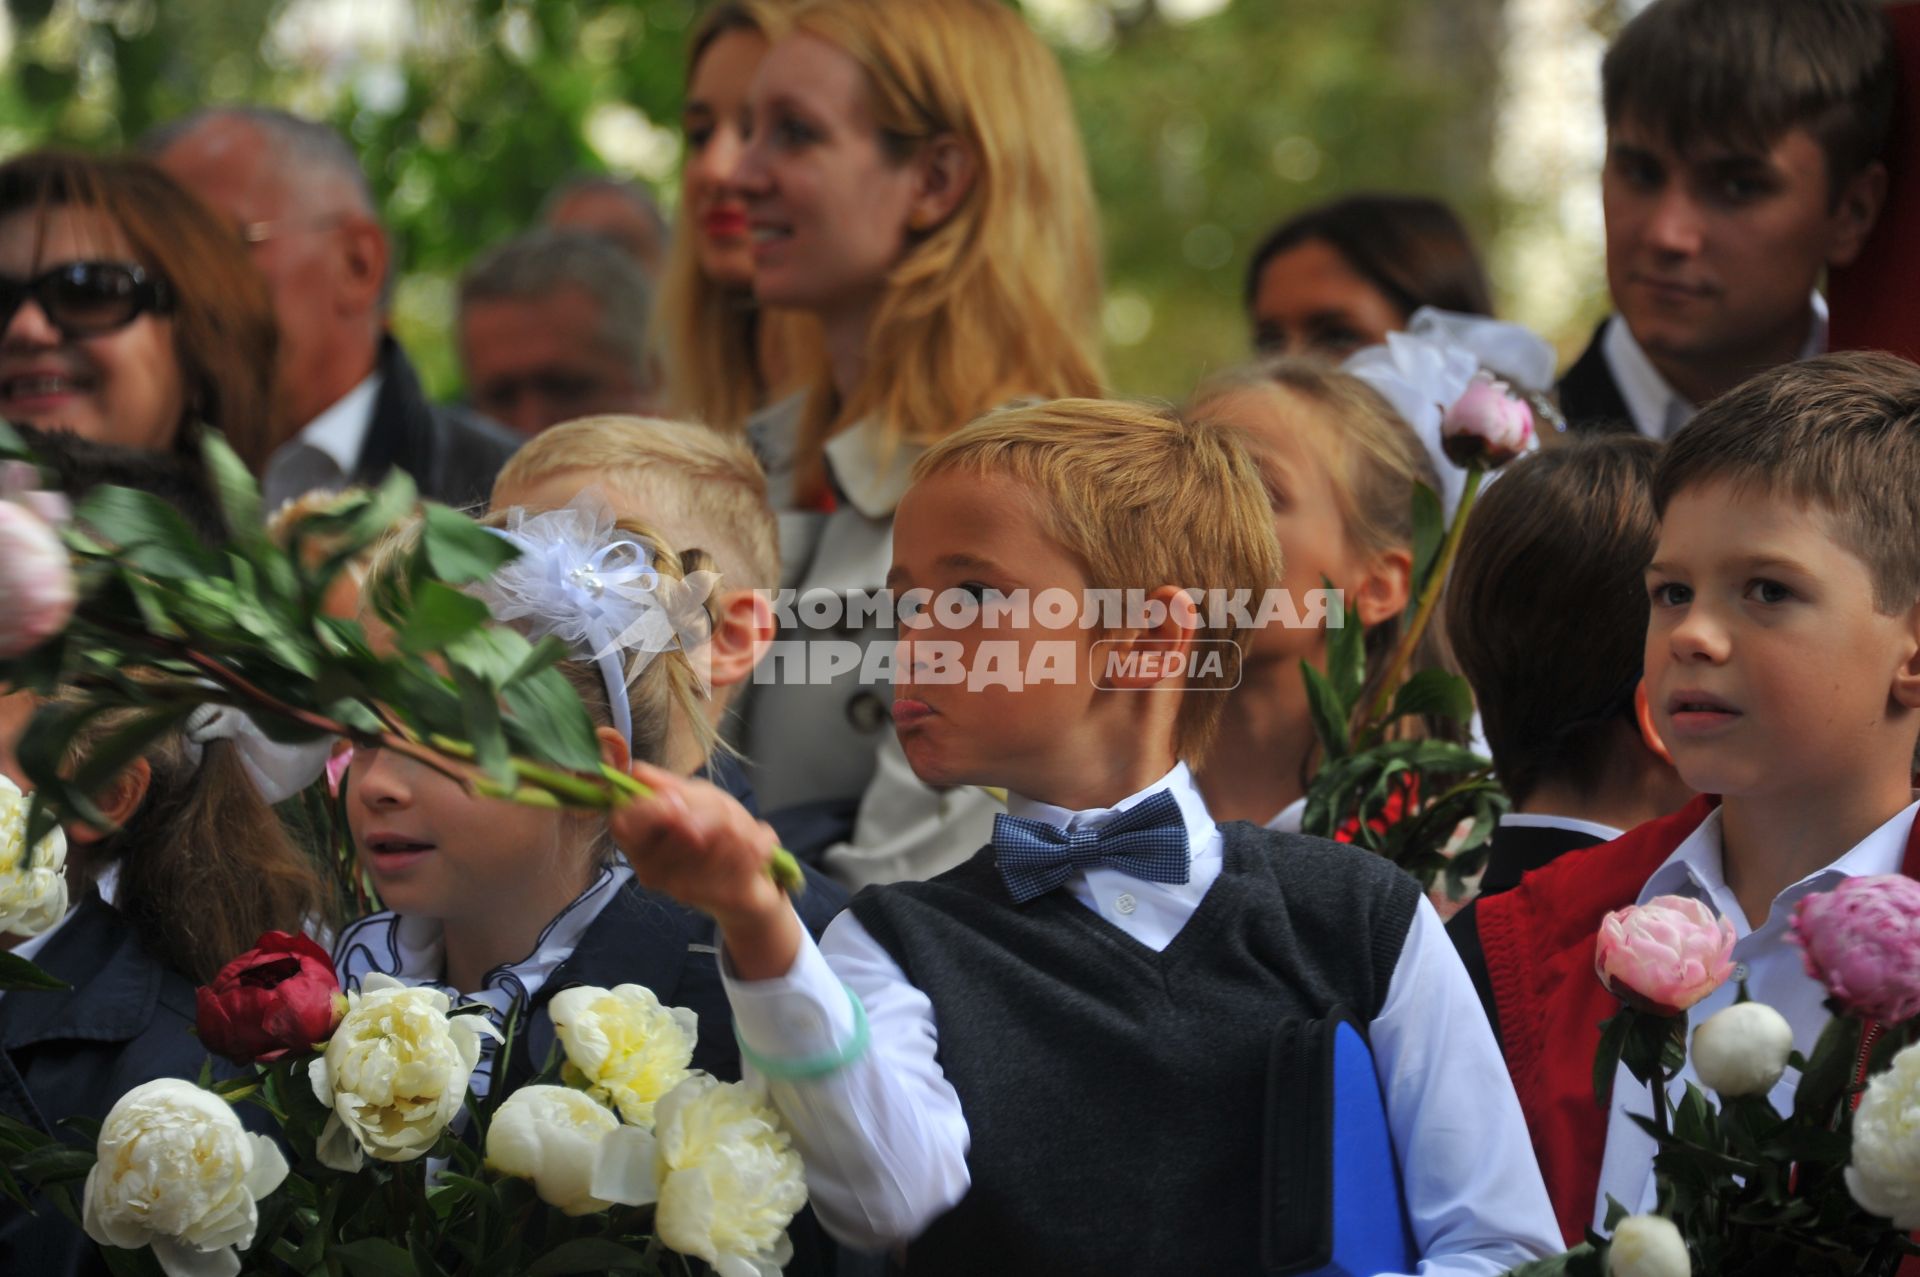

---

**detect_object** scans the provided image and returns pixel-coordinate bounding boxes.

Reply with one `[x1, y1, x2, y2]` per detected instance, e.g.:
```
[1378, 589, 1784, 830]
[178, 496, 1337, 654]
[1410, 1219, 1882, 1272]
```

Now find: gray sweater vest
[850, 821, 1421, 1277]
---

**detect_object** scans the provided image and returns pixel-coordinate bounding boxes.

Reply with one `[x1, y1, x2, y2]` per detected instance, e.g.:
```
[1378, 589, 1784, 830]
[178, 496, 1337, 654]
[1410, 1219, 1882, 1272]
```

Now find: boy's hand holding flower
[611, 762, 801, 981]
[1790, 874, 1920, 1024]
[1595, 896, 1736, 1016]
[195, 930, 346, 1065]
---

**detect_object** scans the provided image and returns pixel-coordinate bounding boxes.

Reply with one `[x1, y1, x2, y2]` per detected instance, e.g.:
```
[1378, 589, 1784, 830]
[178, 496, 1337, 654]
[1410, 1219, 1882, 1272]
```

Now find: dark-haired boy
[614, 399, 1561, 1274]
[1478, 351, 1920, 1241]
[1560, 0, 1892, 437]
[1442, 436, 1695, 1033]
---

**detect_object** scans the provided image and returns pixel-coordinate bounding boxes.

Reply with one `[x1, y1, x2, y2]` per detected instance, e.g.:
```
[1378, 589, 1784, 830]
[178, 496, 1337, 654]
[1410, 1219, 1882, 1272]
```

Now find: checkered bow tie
[992, 788, 1192, 905]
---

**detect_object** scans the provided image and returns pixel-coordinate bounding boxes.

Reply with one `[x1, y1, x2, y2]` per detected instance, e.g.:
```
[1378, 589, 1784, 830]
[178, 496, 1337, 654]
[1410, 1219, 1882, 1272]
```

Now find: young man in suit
[148, 108, 521, 511]
[1560, 0, 1893, 436]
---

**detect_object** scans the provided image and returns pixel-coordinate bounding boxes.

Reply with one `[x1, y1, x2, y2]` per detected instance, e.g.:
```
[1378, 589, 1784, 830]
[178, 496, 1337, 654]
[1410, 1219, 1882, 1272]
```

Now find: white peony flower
[653, 1074, 807, 1277]
[0, 772, 68, 937]
[307, 973, 500, 1170]
[82, 1078, 288, 1277]
[549, 983, 697, 1127]
[1689, 1001, 1794, 1099]
[1848, 1040, 1920, 1227]
[485, 1084, 659, 1216]
[1608, 1213, 1690, 1277]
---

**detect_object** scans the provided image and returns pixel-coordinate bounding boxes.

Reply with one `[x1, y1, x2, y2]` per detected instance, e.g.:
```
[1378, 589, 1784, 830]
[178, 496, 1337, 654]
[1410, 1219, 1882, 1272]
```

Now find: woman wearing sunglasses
[0, 150, 277, 471]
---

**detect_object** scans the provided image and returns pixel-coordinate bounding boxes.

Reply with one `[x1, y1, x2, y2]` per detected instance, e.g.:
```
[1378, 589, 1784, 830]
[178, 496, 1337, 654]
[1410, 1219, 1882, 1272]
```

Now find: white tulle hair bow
[1341, 307, 1560, 518]
[468, 503, 720, 750]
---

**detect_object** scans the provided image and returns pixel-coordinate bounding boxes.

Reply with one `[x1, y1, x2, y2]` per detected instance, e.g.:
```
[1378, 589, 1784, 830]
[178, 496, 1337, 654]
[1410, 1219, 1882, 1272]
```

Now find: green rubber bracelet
[736, 982, 871, 1082]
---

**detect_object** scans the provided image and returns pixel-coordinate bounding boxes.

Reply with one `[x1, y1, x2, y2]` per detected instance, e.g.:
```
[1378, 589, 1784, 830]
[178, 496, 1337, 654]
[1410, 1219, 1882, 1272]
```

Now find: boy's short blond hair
[492, 416, 778, 593]
[913, 398, 1284, 765]
[1655, 351, 1920, 612]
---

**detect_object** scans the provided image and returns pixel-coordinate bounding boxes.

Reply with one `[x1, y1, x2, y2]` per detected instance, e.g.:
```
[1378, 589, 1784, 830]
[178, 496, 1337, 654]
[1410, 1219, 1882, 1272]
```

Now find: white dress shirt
[1601, 292, 1828, 440]
[262, 372, 383, 511]
[1593, 798, 1918, 1229]
[725, 764, 1563, 1271]
[1497, 812, 1624, 843]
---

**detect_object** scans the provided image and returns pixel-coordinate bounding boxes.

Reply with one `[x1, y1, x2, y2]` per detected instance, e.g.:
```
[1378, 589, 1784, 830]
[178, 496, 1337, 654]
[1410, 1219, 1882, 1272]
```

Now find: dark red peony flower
[195, 931, 345, 1064]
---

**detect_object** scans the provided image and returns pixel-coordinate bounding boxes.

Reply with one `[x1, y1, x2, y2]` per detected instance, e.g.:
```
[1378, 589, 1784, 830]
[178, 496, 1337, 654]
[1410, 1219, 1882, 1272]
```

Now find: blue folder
[1262, 1008, 1418, 1276]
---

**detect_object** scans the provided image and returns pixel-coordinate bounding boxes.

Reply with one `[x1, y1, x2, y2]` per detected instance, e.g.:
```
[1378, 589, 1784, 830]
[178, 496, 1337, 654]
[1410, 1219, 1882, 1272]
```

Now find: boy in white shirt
[613, 399, 1560, 1274]
[1474, 350, 1920, 1241]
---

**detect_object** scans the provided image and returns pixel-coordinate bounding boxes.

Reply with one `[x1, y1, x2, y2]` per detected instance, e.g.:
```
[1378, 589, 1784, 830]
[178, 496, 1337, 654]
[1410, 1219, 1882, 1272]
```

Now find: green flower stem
[1363, 465, 1485, 731]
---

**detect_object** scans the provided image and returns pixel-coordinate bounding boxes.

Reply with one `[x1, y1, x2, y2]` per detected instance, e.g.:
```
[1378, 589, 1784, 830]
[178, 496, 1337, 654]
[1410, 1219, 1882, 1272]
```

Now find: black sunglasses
[0, 261, 174, 339]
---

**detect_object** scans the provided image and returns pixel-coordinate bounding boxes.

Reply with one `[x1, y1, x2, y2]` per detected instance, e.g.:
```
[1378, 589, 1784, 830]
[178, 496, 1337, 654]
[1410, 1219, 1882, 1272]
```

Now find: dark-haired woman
[0, 149, 277, 471]
[1245, 192, 1493, 360]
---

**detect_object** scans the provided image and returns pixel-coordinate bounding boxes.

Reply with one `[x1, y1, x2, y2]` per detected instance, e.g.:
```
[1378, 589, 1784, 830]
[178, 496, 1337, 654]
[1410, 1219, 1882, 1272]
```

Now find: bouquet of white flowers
[2, 931, 807, 1277]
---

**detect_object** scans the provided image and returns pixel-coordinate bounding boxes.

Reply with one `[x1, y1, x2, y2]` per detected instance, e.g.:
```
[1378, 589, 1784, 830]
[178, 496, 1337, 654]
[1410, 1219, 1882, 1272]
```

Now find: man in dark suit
[147, 107, 520, 511]
[1561, 0, 1893, 437]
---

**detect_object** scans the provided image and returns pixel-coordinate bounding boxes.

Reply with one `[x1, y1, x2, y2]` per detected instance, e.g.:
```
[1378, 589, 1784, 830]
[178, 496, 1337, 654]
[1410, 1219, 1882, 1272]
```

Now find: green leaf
[0, 952, 69, 992]
[525, 1239, 657, 1277]
[73, 484, 214, 577]
[1793, 1015, 1861, 1125]
[1300, 660, 1350, 759]
[502, 666, 606, 774]
[0, 420, 30, 460]
[1408, 481, 1445, 603]
[1594, 1010, 1631, 1107]
[396, 581, 493, 654]
[1386, 668, 1475, 727]
[1321, 576, 1365, 702]
[333, 1238, 418, 1277]
[421, 503, 517, 586]
[200, 431, 263, 536]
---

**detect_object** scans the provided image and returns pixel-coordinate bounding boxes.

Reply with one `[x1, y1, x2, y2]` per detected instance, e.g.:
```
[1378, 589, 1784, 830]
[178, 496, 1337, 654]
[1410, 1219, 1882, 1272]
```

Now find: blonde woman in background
[737, 0, 1105, 886]
[654, 0, 820, 439]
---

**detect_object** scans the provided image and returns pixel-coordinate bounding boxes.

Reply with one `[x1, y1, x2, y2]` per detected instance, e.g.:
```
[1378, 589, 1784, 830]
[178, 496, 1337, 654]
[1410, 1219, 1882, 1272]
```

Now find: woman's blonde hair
[787, 0, 1105, 507]
[655, 0, 822, 437]
[59, 699, 330, 984]
[1191, 358, 1460, 746]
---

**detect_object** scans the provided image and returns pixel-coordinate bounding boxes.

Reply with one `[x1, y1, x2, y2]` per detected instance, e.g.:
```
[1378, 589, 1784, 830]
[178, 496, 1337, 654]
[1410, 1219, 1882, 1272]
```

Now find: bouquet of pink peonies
[1511, 878, 1920, 1276]
[0, 933, 808, 1277]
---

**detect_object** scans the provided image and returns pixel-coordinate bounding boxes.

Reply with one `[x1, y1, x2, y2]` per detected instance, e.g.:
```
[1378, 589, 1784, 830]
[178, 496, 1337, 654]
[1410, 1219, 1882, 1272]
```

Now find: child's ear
[1826, 160, 1889, 270]
[706, 588, 776, 693]
[68, 757, 152, 846]
[595, 725, 632, 776]
[1352, 548, 1413, 630]
[1891, 602, 1920, 713]
[1099, 585, 1202, 690]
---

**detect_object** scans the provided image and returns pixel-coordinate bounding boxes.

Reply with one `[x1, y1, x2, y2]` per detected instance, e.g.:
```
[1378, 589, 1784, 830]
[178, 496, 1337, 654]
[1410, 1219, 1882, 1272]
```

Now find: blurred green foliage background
[0, 0, 1625, 404]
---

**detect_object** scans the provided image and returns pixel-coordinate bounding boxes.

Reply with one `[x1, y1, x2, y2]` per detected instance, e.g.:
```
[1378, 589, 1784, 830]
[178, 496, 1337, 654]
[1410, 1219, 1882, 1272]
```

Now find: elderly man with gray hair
[456, 230, 657, 438]
[147, 106, 521, 509]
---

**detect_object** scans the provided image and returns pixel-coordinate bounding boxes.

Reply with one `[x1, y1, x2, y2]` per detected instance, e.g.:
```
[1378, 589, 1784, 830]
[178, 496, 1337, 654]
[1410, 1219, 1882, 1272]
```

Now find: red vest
[1475, 795, 1920, 1244]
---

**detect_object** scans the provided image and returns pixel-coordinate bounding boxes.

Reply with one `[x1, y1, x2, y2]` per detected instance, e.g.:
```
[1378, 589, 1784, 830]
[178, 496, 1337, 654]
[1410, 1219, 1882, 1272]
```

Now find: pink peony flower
[1595, 895, 1737, 1016]
[1791, 875, 1920, 1024]
[0, 500, 76, 659]
[1440, 370, 1535, 469]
